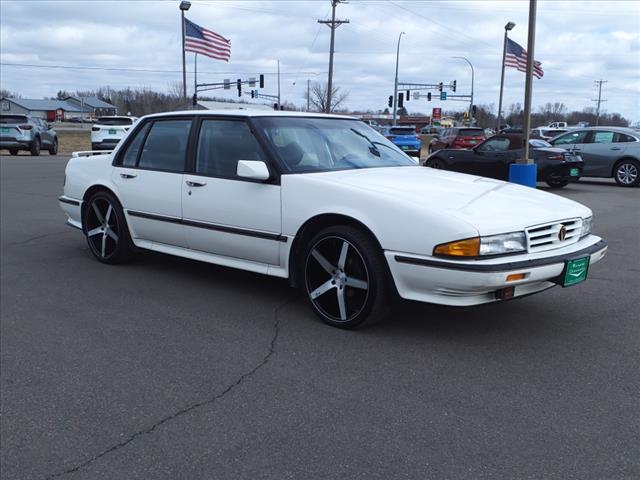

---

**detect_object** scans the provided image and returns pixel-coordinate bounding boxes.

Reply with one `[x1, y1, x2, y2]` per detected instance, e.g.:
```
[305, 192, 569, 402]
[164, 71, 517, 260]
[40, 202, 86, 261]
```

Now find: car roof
[142, 110, 355, 120]
[569, 126, 637, 133]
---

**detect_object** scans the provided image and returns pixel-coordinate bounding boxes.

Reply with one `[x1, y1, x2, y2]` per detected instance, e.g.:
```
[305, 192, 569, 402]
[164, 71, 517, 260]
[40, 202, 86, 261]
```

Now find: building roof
[65, 96, 116, 109]
[1, 97, 93, 112]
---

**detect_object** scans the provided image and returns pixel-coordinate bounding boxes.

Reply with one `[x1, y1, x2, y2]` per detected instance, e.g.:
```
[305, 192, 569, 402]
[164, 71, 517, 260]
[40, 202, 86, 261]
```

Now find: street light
[179, 1, 191, 103]
[497, 21, 515, 131]
[452, 56, 474, 125]
[392, 31, 405, 126]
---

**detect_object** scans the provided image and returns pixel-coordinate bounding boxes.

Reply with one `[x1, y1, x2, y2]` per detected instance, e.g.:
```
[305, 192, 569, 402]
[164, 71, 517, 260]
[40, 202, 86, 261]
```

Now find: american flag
[505, 38, 544, 79]
[184, 18, 231, 62]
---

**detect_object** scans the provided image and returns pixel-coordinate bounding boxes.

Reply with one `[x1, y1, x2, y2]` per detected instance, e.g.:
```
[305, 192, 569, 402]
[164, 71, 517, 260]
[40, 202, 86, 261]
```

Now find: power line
[592, 79, 608, 126]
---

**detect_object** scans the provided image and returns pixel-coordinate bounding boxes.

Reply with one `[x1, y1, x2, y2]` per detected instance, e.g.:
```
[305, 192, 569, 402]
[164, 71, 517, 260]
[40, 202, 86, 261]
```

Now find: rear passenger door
[181, 118, 282, 267]
[112, 118, 192, 248]
[579, 130, 628, 176]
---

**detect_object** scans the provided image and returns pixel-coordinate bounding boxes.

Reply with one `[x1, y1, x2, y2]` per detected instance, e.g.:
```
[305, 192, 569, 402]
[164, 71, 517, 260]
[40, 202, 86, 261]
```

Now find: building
[0, 96, 117, 121]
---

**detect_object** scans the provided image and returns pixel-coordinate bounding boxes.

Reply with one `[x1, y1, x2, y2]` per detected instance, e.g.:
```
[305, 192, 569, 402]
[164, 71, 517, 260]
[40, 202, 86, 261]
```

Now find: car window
[196, 120, 266, 178]
[138, 119, 192, 172]
[614, 133, 637, 143]
[121, 122, 151, 167]
[389, 127, 415, 135]
[458, 128, 484, 137]
[552, 130, 589, 145]
[97, 117, 134, 126]
[0, 115, 28, 124]
[530, 139, 551, 148]
[591, 131, 615, 144]
[479, 137, 510, 152]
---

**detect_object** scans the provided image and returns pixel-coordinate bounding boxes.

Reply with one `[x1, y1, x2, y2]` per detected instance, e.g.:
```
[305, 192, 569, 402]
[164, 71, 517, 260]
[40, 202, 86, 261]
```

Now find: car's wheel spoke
[105, 228, 119, 242]
[92, 203, 104, 223]
[310, 279, 335, 299]
[105, 205, 113, 224]
[345, 276, 368, 289]
[312, 249, 336, 274]
[336, 288, 347, 320]
[338, 241, 349, 270]
[87, 227, 102, 237]
[101, 233, 107, 257]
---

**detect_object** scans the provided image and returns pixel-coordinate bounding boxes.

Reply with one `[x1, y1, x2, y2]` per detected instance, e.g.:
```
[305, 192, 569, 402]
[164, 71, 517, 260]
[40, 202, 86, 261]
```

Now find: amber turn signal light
[433, 237, 480, 257]
[506, 273, 526, 282]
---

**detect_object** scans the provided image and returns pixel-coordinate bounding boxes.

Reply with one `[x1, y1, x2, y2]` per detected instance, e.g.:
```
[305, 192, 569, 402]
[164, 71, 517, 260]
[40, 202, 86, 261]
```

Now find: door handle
[120, 173, 137, 179]
[186, 180, 206, 187]
[611, 147, 622, 151]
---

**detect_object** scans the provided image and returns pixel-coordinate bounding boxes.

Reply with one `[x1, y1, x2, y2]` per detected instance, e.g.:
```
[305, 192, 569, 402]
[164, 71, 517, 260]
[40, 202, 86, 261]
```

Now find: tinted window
[479, 137, 510, 152]
[97, 117, 134, 126]
[458, 128, 484, 137]
[552, 130, 589, 145]
[121, 122, 151, 167]
[591, 131, 615, 144]
[389, 127, 415, 135]
[196, 120, 265, 178]
[0, 115, 27, 124]
[138, 119, 192, 172]
[615, 133, 637, 143]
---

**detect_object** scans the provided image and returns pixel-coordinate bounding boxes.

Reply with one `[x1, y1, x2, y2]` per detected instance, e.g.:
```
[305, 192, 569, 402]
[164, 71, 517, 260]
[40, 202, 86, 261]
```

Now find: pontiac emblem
[558, 225, 567, 241]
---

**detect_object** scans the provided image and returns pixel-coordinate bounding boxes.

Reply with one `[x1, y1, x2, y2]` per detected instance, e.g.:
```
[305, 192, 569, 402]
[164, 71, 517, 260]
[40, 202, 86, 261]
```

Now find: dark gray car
[0, 114, 58, 156]
[549, 126, 640, 187]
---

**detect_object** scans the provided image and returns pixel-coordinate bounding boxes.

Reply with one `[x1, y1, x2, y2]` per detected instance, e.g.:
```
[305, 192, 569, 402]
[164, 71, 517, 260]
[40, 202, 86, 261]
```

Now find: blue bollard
[508, 163, 537, 188]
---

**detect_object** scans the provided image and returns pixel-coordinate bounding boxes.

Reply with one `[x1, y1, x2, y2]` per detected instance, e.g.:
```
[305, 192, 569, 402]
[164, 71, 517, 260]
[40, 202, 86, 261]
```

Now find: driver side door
[460, 136, 512, 179]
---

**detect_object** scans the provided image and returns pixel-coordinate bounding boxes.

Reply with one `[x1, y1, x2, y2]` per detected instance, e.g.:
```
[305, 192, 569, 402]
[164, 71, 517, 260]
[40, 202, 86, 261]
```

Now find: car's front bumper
[385, 236, 607, 306]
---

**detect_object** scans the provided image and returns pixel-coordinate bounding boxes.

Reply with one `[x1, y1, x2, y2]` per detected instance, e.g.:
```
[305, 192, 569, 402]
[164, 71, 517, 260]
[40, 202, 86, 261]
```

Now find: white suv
[91, 116, 138, 151]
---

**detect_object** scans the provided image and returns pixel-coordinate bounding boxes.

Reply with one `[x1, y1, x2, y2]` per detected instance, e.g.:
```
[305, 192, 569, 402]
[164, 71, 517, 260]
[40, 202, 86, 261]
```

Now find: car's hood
[312, 166, 591, 235]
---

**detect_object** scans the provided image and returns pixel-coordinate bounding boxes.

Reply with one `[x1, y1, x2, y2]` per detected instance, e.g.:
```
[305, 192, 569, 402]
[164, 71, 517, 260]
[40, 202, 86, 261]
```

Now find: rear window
[97, 117, 134, 126]
[0, 115, 27, 124]
[457, 128, 484, 137]
[389, 127, 415, 135]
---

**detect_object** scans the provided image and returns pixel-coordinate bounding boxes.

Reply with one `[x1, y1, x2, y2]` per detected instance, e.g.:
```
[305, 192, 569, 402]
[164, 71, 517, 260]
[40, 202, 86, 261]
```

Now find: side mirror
[237, 160, 270, 181]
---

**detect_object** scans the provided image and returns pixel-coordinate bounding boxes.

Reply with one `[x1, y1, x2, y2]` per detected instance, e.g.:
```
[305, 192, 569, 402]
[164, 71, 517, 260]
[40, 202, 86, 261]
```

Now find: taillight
[548, 154, 564, 160]
[19, 124, 32, 130]
[91, 126, 100, 132]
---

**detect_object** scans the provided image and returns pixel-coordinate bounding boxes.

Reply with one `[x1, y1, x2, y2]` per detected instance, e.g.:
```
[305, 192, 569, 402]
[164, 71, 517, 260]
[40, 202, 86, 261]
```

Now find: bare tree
[0, 89, 21, 99]
[308, 82, 349, 113]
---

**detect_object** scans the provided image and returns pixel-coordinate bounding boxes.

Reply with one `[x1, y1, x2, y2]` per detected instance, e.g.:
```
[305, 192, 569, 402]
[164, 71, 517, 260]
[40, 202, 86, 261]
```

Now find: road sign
[440, 91, 447, 101]
[413, 92, 420, 100]
[432, 107, 442, 121]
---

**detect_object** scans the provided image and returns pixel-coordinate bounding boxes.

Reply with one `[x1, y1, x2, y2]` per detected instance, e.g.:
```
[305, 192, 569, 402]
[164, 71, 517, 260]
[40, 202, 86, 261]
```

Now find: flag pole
[496, 23, 514, 132]
[179, 1, 191, 107]
[521, 0, 537, 166]
[194, 52, 197, 109]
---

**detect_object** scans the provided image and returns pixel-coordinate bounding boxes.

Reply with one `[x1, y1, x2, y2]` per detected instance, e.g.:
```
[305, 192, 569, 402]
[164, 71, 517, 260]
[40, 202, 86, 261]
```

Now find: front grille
[526, 218, 582, 253]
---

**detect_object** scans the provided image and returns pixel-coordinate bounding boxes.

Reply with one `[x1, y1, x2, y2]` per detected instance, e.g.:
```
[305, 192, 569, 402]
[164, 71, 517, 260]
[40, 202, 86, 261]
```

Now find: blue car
[381, 126, 421, 156]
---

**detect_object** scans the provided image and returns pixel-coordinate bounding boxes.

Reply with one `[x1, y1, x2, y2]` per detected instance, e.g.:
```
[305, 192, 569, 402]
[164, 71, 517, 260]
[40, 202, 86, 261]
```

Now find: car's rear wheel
[83, 191, 134, 264]
[546, 177, 569, 188]
[613, 159, 640, 187]
[30, 137, 41, 156]
[302, 225, 390, 329]
[48, 138, 58, 155]
[9, 149, 18, 156]
[426, 158, 446, 169]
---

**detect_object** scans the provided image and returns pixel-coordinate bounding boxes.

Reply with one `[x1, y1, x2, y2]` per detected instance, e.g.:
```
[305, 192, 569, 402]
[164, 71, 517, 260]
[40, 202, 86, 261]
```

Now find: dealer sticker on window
[563, 257, 590, 287]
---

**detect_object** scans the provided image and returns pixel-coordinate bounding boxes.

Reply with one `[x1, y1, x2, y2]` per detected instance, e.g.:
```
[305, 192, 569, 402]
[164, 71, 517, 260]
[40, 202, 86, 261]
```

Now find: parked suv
[91, 116, 138, 151]
[0, 115, 58, 156]
[428, 127, 485, 153]
[381, 126, 421, 156]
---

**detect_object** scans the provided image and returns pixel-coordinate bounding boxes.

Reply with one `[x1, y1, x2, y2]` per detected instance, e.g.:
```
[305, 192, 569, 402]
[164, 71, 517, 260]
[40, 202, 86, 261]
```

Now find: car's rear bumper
[385, 236, 607, 306]
[542, 162, 583, 181]
[0, 140, 32, 149]
[59, 195, 83, 230]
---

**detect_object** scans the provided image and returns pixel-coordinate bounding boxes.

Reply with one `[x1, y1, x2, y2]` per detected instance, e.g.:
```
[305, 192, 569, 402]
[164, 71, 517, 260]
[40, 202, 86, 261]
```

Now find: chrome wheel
[305, 236, 369, 323]
[616, 162, 638, 185]
[86, 197, 120, 259]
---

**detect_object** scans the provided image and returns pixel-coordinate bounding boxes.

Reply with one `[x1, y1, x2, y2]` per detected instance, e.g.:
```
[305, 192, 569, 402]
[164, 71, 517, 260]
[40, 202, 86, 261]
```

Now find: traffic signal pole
[393, 32, 405, 126]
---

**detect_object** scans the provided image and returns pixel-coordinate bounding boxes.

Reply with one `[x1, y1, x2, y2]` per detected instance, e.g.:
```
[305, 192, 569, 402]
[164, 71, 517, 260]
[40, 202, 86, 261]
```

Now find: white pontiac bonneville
[59, 111, 607, 328]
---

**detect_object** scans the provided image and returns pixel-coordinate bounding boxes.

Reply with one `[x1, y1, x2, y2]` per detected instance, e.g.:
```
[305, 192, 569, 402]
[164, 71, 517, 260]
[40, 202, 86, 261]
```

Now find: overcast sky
[1, 0, 639, 122]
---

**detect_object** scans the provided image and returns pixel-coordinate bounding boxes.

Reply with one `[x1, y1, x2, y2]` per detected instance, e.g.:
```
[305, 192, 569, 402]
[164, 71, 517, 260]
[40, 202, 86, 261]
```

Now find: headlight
[434, 232, 526, 258]
[580, 216, 592, 238]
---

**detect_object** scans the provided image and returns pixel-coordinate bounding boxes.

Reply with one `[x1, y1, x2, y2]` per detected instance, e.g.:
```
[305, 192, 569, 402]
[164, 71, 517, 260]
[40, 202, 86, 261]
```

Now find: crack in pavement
[5, 229, 74, 247]
[44, 296, 297, 479]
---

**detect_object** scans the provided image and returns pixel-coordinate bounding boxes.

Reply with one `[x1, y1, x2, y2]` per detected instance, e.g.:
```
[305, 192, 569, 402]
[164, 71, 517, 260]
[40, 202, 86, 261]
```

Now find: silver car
[549, 126, 640, 187]
[0, 115, 58, 156]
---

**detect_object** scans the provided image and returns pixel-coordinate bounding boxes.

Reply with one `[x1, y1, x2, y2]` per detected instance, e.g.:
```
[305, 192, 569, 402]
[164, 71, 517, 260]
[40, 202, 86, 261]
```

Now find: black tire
[546, 177, 569, 188]
[9, 149, 18, 156]
[302, 225, 390, 329]
[48, 137, 58, 155]
[613, 159, 640, 187]
[30, 137, 41, 156]
[83, 191, 134, 264]
[426, 157, 446, 169]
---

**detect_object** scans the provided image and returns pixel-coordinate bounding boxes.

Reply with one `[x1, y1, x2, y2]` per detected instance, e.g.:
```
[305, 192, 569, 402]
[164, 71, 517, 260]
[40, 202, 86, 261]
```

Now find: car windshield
[254, 117, 416, 173]
[0, 115, 28, 124]
[388, 127, 415, 135]
[97, 117, 133, 126]
[458, 128, 484, 137]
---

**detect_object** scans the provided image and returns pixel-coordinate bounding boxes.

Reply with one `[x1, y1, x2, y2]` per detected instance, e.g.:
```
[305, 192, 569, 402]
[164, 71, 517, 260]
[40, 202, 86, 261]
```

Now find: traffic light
[398, 92, 404, 108]
[259, 74, 265, 89]
[438, 82, 443, 92]
[452, 80, 457, 92]
[273, 103, 279, 110]
[237, 78, 242, 97]
[472, 105, 477, 115]
[388, 95, 393, 108]
[427, 92, 432, 101]
[192, 93, 197, 107]
[251, 90, 255, 99]
[406, 90, 410, 101]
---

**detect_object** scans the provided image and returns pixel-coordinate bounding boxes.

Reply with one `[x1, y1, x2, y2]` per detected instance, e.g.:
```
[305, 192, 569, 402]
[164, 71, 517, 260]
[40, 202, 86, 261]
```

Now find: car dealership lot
[1, 155, 639, 479]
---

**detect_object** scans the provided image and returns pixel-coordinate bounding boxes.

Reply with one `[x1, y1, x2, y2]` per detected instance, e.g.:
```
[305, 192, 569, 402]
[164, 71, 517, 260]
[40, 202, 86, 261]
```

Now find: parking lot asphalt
[1, 154, 639, 480]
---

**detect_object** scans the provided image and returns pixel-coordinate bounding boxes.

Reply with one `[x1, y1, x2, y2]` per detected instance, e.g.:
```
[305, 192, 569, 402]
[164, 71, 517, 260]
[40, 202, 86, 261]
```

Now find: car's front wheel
[426, 158, 446, 169]
[83, 191, 134, 264]
[546, 177, 569, 188]
[613, 159, 640, 187]
[302, 225, 390, 329]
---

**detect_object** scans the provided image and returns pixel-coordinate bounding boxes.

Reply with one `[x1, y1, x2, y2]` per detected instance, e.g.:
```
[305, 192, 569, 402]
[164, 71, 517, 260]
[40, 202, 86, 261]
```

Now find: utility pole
[307, 79, 311, 111]
[318, 0, 349, 113]
[497, 21, 515, 131]
[277, 59, 281, 109]
[520, 0, 537, 166]
[592, 79, 607, 126]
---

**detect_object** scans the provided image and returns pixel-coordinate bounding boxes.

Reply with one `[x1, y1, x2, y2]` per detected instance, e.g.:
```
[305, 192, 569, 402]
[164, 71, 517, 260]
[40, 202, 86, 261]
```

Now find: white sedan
[59, 111, 607, 328]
